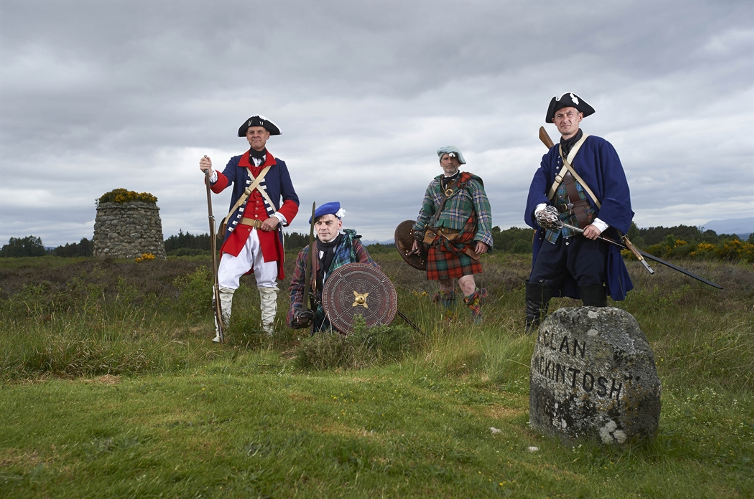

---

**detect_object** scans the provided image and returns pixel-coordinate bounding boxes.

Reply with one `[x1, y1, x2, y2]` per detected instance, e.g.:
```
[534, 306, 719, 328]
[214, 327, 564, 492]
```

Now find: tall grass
[0, 252, 752, 498]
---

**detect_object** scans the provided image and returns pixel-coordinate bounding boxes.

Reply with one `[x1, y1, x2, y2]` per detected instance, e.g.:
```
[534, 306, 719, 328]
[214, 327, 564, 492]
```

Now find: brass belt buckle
[444, 187, 453, 196]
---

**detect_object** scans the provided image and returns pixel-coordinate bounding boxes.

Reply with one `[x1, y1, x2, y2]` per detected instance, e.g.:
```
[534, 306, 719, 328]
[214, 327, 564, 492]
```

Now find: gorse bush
[135, 252, 156, 262]
[98, 188, 157, 205]
[622, 236, 754, 263]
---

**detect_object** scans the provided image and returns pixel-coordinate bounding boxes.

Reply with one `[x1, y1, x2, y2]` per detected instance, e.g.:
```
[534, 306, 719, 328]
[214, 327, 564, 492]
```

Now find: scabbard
[561, 222, 723, 289]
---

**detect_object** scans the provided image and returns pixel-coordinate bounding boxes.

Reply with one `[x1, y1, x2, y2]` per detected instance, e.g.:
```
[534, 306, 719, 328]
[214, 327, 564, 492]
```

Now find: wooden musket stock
[539, 126, 555, 149]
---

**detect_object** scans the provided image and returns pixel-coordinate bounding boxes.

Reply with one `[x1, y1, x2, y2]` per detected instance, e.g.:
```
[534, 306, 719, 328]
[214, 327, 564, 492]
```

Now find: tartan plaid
[464, 287, 488, 324]
[545, 180, 596, 243]
[414, 172, 494, 248]
[287, 229, 376, 332]
[426, 214, 483, 280]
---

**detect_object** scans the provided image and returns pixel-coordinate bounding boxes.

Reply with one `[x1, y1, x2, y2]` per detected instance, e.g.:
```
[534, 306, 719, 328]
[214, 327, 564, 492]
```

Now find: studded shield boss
[321, 263, 398, 334]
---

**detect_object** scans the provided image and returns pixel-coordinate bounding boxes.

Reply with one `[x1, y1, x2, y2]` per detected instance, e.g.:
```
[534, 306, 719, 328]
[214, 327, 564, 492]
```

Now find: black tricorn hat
[545, 93, 595, 123]
[238, 115, 281, 137]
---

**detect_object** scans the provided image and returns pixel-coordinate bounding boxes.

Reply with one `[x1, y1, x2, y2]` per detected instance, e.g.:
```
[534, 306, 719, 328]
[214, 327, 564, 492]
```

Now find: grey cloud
[1, 0, 752, 247]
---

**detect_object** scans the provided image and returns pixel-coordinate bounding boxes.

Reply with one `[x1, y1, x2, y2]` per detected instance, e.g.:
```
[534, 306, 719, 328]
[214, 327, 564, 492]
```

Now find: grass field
[0, 251, 752, 498]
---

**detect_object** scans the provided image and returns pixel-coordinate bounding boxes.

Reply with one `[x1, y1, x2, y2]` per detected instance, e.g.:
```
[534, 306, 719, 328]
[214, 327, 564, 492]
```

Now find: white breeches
[218, 229, 278, 289]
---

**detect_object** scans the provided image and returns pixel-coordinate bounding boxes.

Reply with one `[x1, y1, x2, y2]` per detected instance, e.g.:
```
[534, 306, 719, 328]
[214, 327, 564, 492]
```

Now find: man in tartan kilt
[412, 146, 493, 323]
[287, 202, 378, 332]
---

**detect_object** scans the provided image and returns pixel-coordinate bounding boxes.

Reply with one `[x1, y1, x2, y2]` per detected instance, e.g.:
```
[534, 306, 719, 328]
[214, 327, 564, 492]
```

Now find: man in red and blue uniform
[199, 115, 299, 340]
[524, 93, 633, 333]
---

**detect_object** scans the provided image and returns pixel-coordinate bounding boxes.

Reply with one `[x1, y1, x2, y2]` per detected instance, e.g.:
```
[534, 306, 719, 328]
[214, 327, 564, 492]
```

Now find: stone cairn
[529, 307, 661, 445]
[92, 190, 166, 259]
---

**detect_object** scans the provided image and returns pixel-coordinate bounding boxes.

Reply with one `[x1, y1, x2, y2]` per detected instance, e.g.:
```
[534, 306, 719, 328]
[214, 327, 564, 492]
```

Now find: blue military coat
[524, 135, 634, 300]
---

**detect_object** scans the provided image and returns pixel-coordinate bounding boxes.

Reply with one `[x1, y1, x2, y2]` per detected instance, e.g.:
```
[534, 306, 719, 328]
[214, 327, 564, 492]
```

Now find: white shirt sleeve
[273, 212, 288, 225]
[592, 218, 608, 233]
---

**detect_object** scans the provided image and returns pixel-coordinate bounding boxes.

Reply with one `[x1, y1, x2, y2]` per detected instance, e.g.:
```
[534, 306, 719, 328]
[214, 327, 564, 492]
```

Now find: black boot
[525, 281, 552, 334]
[579, 284, 607, 307]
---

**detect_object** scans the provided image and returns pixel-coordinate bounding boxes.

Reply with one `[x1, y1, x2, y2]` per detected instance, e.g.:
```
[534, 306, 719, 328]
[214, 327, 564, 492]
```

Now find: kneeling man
[287, 202, 378, 332]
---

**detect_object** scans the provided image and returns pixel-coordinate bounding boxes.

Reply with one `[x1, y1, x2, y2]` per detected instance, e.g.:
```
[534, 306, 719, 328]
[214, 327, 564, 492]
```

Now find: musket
[304, 202, 316, 312]
[204, 160, 225, 342]
[539, 126, 555, 149]
[303, 202, 317, 334]
[537, 128, 722, 289]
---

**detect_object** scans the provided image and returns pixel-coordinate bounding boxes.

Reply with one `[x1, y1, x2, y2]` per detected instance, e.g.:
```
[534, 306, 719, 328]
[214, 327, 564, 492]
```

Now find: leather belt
[434, 227, 460, 238]
[240, 217, 263, 229]
[423, 226, 460, 244]
[561, 172, 592, 229]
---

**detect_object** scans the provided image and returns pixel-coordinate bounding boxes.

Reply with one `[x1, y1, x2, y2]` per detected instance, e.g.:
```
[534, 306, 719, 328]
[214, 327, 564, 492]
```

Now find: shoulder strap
[546, 134, 600, 208]
[258, 185, 276, 213]
[428, 175, 463, 227]
[562, 160, 601, 209]
[220, 164, 273, 223]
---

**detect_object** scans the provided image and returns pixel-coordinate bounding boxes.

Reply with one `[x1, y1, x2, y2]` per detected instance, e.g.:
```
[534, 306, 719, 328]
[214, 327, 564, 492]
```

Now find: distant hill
[361, 239, 395, 246]
[702, 217, 753, 239]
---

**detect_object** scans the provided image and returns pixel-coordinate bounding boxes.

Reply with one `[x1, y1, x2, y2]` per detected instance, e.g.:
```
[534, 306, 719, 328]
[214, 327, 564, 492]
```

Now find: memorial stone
[93, 201, 166, 259]
[529, 307, 661, 444]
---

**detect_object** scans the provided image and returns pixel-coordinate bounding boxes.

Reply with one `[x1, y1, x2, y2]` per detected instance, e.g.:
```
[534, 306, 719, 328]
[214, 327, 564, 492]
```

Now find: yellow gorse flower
[135, 253, 156, 263]
[99, 188, 158, 205]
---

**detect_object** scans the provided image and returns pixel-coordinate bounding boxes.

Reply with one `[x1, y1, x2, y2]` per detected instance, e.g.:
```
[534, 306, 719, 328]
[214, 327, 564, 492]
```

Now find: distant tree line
[0, 236, 47, 257]
[2, 223, 751, 261]
[623, 223, 751, 248]
[491, 226, 536, 254]
[283, 232, 309, 249]
[164, 230, 212, 256]
[52, 238, 93, 257]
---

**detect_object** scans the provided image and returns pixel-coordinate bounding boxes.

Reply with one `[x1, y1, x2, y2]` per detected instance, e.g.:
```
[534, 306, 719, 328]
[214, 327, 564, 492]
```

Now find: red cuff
[277, 199, 299, 224]
[210, 173, 229, 193]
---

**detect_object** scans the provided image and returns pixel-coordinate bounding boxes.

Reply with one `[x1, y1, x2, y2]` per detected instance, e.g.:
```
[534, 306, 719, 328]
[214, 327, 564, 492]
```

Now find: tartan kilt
[426, 215, 482, 281]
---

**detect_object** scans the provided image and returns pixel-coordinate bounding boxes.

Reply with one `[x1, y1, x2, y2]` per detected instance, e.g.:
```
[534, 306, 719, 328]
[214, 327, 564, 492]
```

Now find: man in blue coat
[200, 115, 299, 340]
[524, 93, 633, 333]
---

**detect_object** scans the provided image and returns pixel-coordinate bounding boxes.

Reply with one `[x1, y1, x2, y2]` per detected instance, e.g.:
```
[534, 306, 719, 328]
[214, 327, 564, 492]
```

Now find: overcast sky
[1, 0, 752, 247]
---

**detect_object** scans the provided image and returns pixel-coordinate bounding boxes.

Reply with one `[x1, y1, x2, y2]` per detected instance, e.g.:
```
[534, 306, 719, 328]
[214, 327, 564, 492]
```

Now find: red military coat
[210, 150, 299, 279]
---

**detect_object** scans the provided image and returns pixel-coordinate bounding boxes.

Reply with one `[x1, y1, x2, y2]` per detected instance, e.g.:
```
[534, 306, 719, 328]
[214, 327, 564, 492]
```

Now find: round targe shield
[322, 263, 398, 334]
[394, 220, 427, 270]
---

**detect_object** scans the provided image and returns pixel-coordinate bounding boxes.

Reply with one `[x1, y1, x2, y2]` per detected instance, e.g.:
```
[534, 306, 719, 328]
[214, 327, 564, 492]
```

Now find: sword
[559, 221, 723, 289]
[303, 202, 317, 334]
[397, 309, 424, 335]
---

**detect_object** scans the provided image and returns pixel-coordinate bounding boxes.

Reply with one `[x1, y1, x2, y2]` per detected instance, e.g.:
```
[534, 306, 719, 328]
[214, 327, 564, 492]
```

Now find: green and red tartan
[426, 214, 482, 280]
